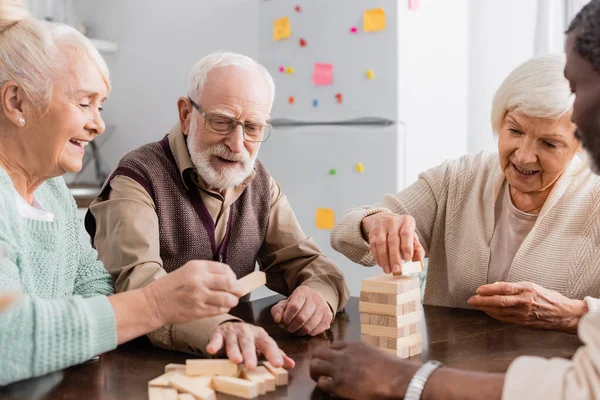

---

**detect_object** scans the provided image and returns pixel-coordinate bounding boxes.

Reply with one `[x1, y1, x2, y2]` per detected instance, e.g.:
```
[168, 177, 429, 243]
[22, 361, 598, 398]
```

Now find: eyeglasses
[188, 97, 272, 143]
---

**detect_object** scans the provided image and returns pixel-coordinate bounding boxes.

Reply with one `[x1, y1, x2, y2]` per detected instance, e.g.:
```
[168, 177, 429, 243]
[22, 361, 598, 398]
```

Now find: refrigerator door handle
[270, 117, 399, 128]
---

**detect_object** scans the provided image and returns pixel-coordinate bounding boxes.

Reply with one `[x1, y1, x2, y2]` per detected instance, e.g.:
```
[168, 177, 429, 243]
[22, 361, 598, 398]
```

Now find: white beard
[186, 119, 257, 190]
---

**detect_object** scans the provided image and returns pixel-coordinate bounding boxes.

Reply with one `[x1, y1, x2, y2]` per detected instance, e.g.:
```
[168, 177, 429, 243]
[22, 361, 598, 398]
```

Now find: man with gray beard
[85, 52, 349, 369]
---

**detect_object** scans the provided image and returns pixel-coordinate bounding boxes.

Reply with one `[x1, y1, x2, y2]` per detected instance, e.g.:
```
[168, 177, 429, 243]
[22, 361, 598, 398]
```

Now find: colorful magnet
[295, 5, 301, 12]
[366, 69, 375, 80]
[350, 26, 358, 33]
[279, 66, 285, 73]
[335, 93, 343, 104]
[313, 99, 319, 107]
[285, 67, 295, 74]
[329, 168, 337, 176]
[299, 38, 307, 47]
[288, 96, 295, 104]
[355, 162, 364, 173]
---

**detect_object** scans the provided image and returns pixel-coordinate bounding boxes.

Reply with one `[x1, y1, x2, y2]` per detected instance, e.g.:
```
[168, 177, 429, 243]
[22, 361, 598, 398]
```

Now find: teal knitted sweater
[0, 168, 117, 385]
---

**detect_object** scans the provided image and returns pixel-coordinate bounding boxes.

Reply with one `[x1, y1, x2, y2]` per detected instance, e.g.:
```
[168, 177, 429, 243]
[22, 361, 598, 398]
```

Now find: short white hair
[0, 0, 110, 110]
[187, 52, 275, 109]
[491, 54, 574, 135]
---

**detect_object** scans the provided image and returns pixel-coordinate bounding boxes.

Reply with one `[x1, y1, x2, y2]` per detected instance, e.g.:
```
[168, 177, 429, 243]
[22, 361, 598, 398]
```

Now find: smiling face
[183, 66, 271, 190]
[497, 111, 579, 195]
[15, 54, 108, 178]
[565, 30, 600, 174]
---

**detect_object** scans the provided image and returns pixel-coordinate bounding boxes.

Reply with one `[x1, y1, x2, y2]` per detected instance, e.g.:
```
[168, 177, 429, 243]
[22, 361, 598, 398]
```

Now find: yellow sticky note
[366, 69, 375, 80]
[356, 162, 364, 173]
[316, 208, 335, 230]
[273, 16, 291, 41]
[285, 67, 295, 74]
[363, 8, 386, 32]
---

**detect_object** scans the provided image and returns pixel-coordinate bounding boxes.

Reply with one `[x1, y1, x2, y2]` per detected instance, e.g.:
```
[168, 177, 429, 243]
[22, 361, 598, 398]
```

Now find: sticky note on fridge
[316, 208, 335, 230]
[312, 63, 333, 86]
[273, 16, 291, 41]
[363, 8, 386, 32]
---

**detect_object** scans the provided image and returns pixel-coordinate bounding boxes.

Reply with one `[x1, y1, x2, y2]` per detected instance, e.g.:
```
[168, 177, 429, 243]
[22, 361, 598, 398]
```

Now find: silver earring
[18, 117, 25, 125]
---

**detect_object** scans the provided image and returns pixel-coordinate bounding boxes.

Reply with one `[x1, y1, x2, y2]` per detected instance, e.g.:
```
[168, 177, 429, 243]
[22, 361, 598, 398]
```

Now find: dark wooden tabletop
[1, 295, 583, 400]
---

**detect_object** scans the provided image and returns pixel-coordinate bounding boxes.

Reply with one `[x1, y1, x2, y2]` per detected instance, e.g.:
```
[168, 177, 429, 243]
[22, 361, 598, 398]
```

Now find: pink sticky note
[279, 66, 284, 72]
[350, 26, 358, 33]
[312, 63, 333, 86]
[408, 0, 419, 10]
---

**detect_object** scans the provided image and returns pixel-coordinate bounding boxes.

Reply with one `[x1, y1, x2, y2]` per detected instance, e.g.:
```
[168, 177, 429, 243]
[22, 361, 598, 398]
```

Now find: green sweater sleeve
[0, 252, 117, 385]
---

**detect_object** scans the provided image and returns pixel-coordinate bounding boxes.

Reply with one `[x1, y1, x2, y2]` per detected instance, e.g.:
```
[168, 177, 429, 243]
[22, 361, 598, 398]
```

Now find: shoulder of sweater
[39, 177, 77, 215]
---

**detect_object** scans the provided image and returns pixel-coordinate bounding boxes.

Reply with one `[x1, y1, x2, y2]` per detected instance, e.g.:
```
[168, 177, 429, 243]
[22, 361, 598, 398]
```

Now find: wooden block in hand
[148, 387, 178, 400]
[360, 289, 421, 306]
[169, 374, 215, 400]
[361, 275, 420, 294]
[392, 260, 424, 276]
[212, 376, 260, 399]
[262, 361, 289, 385]
[238, 271, 267, 296]
[186, 359, 239, 377]
[165, 363, 186, 374]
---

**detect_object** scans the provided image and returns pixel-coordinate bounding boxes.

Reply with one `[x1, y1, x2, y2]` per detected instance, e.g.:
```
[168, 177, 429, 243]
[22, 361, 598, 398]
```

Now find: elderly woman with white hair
[332, 53, 600, 332]
[0, 0, 252, 385]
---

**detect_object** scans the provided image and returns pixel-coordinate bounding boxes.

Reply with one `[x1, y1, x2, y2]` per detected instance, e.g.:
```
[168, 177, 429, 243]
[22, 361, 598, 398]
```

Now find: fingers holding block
[238, 271, 267, 296]
[185, 359, 239, 377]
[392, 261, 424, 276]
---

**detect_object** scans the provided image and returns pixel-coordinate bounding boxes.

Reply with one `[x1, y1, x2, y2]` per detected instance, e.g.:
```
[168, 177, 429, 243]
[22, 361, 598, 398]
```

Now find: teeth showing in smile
[514, 164, 537, 175]
[70, 139, 89, 148]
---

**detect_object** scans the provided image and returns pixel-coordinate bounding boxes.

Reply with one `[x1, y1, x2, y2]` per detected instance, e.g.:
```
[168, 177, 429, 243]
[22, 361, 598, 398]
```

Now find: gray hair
[0, 0, 110, 110]
[187, 52, 275, 109]
[491, 54, 574, 135]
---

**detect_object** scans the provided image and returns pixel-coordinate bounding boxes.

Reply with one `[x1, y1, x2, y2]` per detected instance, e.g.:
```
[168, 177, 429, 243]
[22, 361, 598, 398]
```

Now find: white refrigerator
[257, 0, 409, 295]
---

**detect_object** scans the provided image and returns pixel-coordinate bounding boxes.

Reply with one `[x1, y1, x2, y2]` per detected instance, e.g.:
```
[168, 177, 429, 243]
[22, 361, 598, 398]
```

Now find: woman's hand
[468, 281, 588, 333]
[361, 212, 425, 274]
[144, 260, 245, 325]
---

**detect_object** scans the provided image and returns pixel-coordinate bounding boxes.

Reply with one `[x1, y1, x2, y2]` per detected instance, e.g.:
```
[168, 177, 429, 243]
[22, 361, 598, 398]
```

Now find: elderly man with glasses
[85, 52, 349, 368]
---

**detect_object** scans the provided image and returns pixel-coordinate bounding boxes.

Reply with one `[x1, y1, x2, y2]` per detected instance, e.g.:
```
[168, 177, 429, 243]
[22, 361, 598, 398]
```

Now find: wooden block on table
[240, 368, 267, 395]
[361, 333, 380, 346]
[360, 290, 422, 306]
[169, 374, 215, 400]
[250, 366, 276, 391]
[361, 313, 422, 337]
[238, 271, 267, 296]
[392, 260, 424, 275]
[165, 363, 186, 374]
[148, 387, 178, 400]
[178, 394, 195, 400]
[361, 275, 420, 294]
[262, 361, 289, 385]
[409, 343, 422, 357]
[359, 295, 421, 316]
[149, 371, 181, 387]
[186, 359, 239, 377]
[212, 376, 260, 399]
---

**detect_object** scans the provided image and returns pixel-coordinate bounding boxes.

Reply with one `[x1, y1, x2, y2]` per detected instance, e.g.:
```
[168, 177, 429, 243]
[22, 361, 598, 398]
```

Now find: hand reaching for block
[206, 321, 295, 370]
[361, 212, 425, 274]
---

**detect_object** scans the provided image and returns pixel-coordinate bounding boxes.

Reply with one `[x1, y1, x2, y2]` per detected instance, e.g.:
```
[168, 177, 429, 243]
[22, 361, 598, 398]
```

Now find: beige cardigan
[331, 151, 600, 311]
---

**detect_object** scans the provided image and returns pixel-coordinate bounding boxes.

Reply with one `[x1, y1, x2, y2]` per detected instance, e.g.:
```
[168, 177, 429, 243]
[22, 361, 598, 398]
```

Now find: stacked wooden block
[148, 358, 288, 399]
[360, 262, 423, 358]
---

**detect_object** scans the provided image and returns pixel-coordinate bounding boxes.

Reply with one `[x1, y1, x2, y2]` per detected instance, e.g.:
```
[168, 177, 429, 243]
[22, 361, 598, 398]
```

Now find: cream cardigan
[331, 151, 600, 311]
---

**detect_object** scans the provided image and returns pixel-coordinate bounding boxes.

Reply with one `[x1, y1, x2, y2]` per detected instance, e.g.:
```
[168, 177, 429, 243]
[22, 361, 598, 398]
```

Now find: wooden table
[1, 295, 582, 399]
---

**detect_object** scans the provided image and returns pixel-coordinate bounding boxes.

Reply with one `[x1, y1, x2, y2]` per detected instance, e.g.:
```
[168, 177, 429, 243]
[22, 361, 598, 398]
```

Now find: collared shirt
[89, 123, 349, 355]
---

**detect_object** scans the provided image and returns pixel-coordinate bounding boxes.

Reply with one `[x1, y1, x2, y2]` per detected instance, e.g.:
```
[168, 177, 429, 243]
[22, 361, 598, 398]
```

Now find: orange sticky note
[312, 63, 333, 86]
[363, 8, 386, 32]
[316, 208, 335, 230]
[273, 16, 291, 41]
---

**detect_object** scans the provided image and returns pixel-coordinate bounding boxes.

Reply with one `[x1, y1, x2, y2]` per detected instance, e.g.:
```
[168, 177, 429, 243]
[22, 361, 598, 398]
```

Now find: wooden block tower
[360, 265, 423, 358]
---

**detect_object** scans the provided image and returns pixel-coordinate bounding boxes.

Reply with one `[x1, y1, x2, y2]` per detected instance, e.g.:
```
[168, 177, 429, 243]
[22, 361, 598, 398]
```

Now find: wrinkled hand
[145, 260, 244, 325]
[310, 341, 419, 399]
[271, 286, 333, 336]
[361, 212, 425, 274]
[206, 322, 296, 370]
[467, 281, 587, 332]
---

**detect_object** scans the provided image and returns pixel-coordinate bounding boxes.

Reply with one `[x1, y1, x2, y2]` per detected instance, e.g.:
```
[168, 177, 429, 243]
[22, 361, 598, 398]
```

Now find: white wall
[73, 0, 260, 170]
[402, 0, 469, 185]
[467, 0, 538, 154]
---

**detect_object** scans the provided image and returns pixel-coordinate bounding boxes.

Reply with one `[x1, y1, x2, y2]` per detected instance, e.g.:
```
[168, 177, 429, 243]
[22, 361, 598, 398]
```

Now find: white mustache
[208, 144, 250, 163]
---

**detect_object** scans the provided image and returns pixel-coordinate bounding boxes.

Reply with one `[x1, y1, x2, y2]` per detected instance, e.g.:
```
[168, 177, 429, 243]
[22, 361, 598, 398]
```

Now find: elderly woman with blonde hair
[332, 53, 600, 332]
[0, 0, 291, 385]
